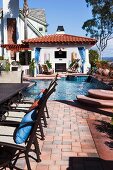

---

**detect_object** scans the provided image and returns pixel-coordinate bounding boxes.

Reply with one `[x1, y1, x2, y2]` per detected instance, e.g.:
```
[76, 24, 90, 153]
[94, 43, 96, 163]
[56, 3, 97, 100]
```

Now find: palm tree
[23, 0, 29, 64]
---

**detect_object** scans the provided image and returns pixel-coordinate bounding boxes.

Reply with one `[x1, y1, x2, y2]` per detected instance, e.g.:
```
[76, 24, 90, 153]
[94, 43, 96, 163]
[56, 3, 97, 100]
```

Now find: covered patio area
[1, 33, 97, 76]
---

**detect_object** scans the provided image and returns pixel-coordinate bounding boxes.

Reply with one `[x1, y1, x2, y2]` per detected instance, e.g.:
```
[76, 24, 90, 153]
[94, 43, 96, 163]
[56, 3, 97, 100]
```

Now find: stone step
[88, 89, 113, 100]
[77, 95, 113, 107]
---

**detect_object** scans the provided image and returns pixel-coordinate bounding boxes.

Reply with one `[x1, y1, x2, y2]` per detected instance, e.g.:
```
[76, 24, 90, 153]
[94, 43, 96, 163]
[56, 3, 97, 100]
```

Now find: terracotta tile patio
[11, 100, 113, 170]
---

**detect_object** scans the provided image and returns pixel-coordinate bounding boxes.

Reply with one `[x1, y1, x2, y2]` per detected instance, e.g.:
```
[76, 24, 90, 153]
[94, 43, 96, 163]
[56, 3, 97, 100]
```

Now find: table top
[0, 83, 29, 104]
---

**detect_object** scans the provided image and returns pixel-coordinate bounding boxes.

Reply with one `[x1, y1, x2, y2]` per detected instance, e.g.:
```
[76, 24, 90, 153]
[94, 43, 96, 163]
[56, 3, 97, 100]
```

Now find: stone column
[83, 49, 90, 74]
[31, 49, 37, 77]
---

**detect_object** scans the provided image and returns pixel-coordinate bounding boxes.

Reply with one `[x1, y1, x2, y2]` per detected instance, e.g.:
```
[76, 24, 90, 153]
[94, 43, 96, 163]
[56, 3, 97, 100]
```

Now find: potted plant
[4, 60, 10, 71]
[29, 59, 35, 77]
[45, 60, 52, 69]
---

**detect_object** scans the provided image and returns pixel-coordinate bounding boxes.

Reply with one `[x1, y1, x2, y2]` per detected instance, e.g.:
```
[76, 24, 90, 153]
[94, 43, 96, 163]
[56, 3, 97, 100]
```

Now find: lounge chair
[67, 59, 79, 73]
[0, 83, 57, 169]
[42, 64, 54, 74]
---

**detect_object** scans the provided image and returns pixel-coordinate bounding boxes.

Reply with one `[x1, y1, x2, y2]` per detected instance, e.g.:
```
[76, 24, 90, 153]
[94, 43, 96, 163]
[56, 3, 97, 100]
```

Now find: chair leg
[38, 122, 45, 140]
[12, 152, 20, 167]
[11, 151, 22, 170]
[34, 137, 41, 162]
[25, 153, 31, 170]
[42, 111, 48, 127]
[45, 105, 49, 118]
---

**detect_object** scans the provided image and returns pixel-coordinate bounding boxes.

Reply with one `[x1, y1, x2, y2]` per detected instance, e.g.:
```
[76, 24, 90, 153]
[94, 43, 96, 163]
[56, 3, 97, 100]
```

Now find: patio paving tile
[35, 100, 112, 169]
[5, 100, 113, 169]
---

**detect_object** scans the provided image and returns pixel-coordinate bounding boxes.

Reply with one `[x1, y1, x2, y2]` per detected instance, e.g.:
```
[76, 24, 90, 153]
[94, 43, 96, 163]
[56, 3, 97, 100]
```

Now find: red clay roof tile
[1, 34, 97, 52]
[22, 34, 97, 45]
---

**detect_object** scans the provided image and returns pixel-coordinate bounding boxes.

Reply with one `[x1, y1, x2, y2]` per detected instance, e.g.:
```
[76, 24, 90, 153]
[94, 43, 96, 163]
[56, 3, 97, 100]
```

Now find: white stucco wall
[17, 17, 46, 42]
[39, 47, 82, 72]
[3, 0, 19, 44]
[29, 45, 92, 74]
[0, 0, 47, 58]
[18, 17, 39, 42]
[28, 18, 46, 36]
[3, 0, 19, 18]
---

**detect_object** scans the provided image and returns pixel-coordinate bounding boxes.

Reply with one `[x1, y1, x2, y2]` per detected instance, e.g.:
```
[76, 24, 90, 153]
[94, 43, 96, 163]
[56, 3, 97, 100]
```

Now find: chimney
[56, 26, 65, 34]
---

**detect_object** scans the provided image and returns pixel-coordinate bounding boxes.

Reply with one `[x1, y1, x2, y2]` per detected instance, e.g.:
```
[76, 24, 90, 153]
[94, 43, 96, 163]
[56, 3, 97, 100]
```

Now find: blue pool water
[24, 76, 111, 100]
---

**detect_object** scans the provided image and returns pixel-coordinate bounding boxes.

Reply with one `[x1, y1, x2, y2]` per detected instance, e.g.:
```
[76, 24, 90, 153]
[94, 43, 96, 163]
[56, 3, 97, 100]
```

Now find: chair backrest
[48, 73, 58, 91]
[26, 83, 57, 150]
[33, 74, 58, 109]
[38, 82, 57, 107]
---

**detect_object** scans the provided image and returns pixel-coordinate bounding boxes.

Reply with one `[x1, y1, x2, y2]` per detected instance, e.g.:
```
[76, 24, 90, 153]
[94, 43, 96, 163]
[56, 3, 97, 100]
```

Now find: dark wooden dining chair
[0, 80, 57, 140]
[10, 73, 58, 127]
[0, 74, 58, 142]
[28, 81, 58, 140]
[42, 73, 58, 119]
[1, 73, 58, 118]
[0, 84, 57, 170]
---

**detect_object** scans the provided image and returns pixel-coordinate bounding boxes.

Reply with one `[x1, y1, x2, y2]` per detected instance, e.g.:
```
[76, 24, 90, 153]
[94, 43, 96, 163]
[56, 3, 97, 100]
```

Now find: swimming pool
[24, 76, 111, 100]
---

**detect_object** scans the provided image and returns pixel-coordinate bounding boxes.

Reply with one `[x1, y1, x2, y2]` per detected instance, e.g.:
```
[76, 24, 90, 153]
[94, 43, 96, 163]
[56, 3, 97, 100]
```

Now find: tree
[89, 49, 99, 69]
[23, 0, 29, 65]
[82, 0, 113, 58]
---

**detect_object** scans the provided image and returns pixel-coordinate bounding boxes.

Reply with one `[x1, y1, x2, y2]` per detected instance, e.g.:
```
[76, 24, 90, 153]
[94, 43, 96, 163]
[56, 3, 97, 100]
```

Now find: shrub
[29, 59, 35, 76]
[45, 60, 52, 69]
[4, 60, 10, 71]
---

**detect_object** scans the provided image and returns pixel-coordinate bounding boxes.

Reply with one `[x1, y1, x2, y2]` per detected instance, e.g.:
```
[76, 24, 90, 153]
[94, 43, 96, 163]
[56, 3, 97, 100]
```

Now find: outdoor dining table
[0, 83, 29, 105]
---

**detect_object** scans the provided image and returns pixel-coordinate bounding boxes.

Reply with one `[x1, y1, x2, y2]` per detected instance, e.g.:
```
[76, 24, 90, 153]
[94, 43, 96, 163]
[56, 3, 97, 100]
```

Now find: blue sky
[27, 0, 92, 36]
[0, 0, 112, 57]
[0, 0, 92, 36]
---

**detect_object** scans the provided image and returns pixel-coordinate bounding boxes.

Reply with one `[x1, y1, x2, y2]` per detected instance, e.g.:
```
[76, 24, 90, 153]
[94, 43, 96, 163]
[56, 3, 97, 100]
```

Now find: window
[39, 27, 43, 31]
[19, 51, 31, 65]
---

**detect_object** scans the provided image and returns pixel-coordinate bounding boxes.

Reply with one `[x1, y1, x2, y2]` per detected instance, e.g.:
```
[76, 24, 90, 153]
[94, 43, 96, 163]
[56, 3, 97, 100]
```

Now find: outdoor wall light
[58, 49, 62, 54]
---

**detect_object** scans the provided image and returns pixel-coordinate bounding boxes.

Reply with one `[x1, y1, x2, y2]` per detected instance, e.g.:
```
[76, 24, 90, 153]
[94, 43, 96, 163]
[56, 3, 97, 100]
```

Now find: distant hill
[102, 57, 113, 61]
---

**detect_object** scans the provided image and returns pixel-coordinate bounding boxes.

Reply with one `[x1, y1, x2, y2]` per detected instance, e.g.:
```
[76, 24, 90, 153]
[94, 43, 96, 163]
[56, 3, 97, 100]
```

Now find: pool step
[88, 89, 113, 100]
[23, 74, 61, 80]
[77, 95, 113, 107]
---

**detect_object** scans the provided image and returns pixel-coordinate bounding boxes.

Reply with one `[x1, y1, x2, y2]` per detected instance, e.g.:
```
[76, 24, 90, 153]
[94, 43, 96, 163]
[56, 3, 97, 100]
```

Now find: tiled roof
[1, 44, 31, 52]
[29, 9, 46, 23]
[0, 8, 47, 24]
[23, 34, 97, 45]
[20, 8, 47, 24]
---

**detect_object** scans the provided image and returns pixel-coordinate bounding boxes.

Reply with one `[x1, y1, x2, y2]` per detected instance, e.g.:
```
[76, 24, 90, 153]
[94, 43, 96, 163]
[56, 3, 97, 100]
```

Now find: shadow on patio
[67, 157, 113, 170]
[55, 100, 113, 117]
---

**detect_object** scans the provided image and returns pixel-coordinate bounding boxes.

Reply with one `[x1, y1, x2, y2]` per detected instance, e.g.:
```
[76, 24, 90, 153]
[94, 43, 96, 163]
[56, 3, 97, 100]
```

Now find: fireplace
[55, 63, 66, 72]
